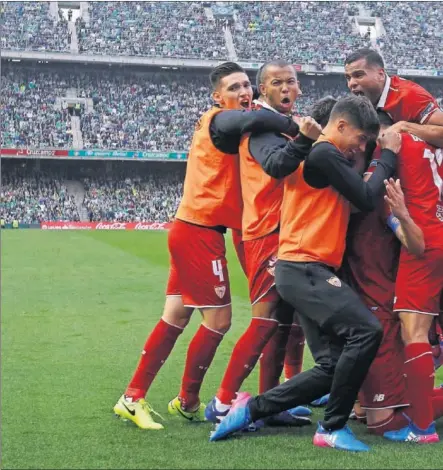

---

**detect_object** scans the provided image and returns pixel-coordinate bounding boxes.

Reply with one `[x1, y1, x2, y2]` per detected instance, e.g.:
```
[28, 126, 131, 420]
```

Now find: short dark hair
[344, 48, 385, 69]
[377, 110, 394, 128]
[209, 62, 245, 90]
[308, 96, 337, 128]
[330, 95, 380, 135]
[256, 59, 295, 91]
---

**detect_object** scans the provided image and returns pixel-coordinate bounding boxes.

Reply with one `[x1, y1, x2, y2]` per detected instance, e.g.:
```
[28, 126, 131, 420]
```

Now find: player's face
[213, 72, 253, 110]
[336, 119, 373, 161]
[344, 59, 385, 105]
[260, 65, 301, 114]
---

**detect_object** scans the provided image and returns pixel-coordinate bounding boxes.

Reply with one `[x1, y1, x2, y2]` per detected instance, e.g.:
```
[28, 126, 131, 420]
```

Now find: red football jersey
[339, 202, 401, 317]
[397, 133, 443, 248]
[377, 75, 440, 124]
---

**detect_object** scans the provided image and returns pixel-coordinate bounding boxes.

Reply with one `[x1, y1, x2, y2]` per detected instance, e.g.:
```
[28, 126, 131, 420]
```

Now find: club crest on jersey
[326, 276, 341, 287]
[437, 205, 443, 222]
[266, 255, 278, 277]
[214, 285, 226, 299]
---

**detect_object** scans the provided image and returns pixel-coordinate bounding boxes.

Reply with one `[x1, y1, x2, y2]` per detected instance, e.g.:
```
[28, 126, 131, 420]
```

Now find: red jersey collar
[376, 75, 391, 109]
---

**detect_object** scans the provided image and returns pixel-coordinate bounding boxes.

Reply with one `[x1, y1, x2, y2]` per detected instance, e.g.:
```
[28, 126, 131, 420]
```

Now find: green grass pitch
[2, 230, 442, 469]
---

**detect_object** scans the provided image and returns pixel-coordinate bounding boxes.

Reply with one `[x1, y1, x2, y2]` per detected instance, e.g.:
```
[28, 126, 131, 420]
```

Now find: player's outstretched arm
[249, 132, 315, 179]
[391, 110, 443, 148]
[384, 178, 425, 257]
[304, 131, 399, 212]
[212, 109, 299, 138]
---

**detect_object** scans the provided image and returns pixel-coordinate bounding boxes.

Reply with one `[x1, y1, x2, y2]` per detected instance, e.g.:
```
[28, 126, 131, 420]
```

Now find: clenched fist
[378, 129, 402, 154]
[299, 116, 322, 141]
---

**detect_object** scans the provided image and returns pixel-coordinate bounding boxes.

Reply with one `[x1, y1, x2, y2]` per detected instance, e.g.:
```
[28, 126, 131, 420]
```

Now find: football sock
[179, 323, 224, 409]
[217, 317, 278, 405]
[284, 323, 305, 380]
[367, 410, 409, 435]
[404, 342, 434, 429]
[125, 318, 183, 400]
[432, 396, 443, 420]
[259, 324, 291, 393]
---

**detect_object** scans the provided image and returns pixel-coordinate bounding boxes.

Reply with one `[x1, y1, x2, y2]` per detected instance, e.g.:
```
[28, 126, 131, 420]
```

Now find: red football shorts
[231, 228, 247, 276]
[244, 232, 280, 305]
[359, 314, 409, 410]
[394, 247, 443, 316]
[166, 219, 231, 308]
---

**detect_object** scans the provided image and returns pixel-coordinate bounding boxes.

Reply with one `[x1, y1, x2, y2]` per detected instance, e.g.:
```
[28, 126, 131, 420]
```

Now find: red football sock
[367, 410, 410, 436]
[259, 324, 291, 393]
[125, 318, 183, 400]
[432, 396, 443, 420]
[217, 317, 278, 405]
[404, 342, 434, 429]
[433, 387, 443, 397]
[283, 323, 305, 380]
[179, 324, 224, 409]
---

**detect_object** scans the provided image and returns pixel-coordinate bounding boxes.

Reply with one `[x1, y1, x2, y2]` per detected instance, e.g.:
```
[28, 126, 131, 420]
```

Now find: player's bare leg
[400, 312, 434, 345]
[168, 305, 232, 421]
[114, 295, 193, 429]
[162, 295, 194, 329]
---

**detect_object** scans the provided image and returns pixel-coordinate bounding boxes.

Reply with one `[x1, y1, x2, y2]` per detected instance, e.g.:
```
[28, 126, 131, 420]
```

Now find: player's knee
[162, 297, 193, 329]
[400, 313, 433, 345]
[252, 301, 278, 319]
[402, 329, 429, 345]
[315, 358, 336, 378]
[201, 306, 232, 334]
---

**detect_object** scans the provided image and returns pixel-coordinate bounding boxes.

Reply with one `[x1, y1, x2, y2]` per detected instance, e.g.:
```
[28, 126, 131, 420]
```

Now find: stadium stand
[1, 159, 184, 224]
[77, 71, 211, 151]
[2, 65, 441, 152]
[1, 67, 73, 149]
[1, 1, 70, 52]
[365, 1, 443, 70]
[82, 172, 183, 223]
[1, 162, 80, 224]
[232, 2, 370, 65]
[76, 2, 228, 59]
[1, 1, 442, 69]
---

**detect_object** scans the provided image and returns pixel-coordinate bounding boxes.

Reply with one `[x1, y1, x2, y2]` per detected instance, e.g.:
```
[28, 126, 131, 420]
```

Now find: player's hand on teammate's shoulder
[299, 116, 322, 141]
[378, 129, 402, 154]
[384, 178, 409, 221]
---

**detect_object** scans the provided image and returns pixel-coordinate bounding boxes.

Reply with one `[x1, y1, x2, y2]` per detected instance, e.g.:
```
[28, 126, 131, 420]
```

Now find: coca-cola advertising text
[40, 222, 172, 230]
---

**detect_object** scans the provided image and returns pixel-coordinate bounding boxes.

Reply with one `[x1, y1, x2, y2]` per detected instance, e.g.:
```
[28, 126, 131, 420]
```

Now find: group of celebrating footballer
[113, 48, 443, 452]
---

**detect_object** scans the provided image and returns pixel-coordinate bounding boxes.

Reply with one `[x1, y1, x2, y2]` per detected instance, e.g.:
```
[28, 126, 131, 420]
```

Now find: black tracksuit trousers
[248, 260, 383, 431]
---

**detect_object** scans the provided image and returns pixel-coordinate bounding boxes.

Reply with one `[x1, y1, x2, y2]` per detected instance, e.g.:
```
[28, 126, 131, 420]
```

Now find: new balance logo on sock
[373, 394, 385, 402]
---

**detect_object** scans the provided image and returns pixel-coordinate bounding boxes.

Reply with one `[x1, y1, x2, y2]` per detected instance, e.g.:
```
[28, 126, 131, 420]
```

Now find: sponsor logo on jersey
[214, 285, 226, 299]
[326, 276, 342, 287]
